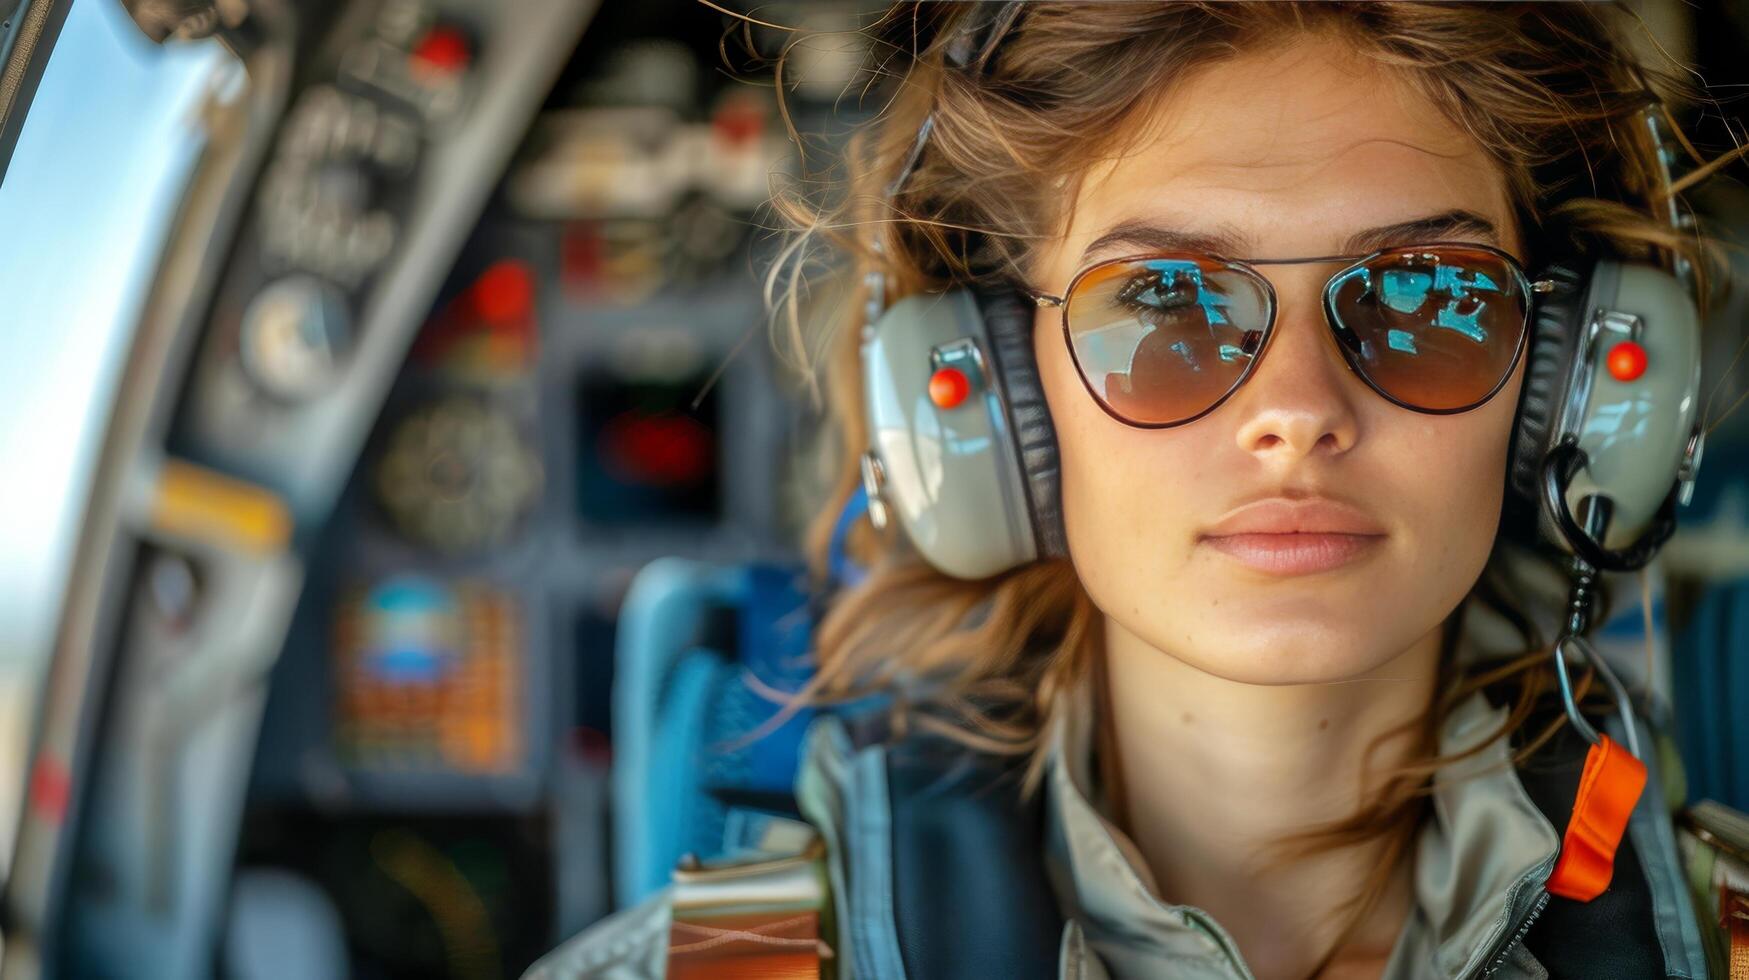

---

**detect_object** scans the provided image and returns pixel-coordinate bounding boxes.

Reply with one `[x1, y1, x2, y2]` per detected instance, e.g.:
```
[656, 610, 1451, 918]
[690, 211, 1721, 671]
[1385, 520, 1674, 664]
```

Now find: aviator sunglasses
[1020, 242, 1552, 428]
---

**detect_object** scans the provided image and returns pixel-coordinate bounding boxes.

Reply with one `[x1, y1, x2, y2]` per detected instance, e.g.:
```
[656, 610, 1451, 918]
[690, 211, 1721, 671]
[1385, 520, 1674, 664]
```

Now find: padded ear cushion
[973, 285, 1068, 559]
[1505, 259, 1590, 533]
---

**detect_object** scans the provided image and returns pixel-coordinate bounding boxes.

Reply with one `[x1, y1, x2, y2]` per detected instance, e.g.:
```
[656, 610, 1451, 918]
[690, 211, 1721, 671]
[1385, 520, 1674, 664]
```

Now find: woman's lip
[1202, 497, 1385, 537]
[1199, 532, 1385, 575]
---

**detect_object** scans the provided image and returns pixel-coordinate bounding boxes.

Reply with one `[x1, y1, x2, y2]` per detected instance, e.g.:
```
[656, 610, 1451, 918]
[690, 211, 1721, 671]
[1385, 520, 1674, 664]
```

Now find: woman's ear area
[1023, 165, 1102, 298]
[1021, 223, 1082, 408]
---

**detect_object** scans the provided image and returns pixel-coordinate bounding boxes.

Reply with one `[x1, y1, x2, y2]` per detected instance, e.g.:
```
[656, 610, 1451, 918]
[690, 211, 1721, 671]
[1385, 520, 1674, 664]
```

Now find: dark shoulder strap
[1513, 699, 1671, 977]
[883, 733, 1064, 980]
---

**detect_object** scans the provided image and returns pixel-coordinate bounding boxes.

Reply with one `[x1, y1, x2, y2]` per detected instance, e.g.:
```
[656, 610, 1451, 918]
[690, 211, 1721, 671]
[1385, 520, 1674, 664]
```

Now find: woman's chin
[1155, 614, 1417, 686]
[1190, 651, 1406, 687]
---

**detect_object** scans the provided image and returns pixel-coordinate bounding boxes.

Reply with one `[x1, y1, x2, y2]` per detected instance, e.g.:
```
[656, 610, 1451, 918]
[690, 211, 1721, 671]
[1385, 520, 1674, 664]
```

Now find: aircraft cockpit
[2, 2, 1749, 978]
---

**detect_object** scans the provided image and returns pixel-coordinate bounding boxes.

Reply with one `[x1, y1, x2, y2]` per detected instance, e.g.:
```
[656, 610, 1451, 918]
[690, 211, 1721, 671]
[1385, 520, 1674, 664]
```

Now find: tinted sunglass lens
[1325, 246, 1528, 411]
[1065, 256, 1272, 425]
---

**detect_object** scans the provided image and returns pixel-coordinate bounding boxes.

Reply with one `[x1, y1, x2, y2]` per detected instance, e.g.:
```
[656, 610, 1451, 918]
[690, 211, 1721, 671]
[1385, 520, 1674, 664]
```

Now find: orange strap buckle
[1545, 732, 1646, 901]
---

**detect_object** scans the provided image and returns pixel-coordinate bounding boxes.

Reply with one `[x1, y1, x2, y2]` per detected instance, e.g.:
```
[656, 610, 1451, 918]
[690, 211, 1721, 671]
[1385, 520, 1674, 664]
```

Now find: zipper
[1182, 907, 1257, 980]
[1454, 850, 1557, 980]
[1478, 888, 1551, 978]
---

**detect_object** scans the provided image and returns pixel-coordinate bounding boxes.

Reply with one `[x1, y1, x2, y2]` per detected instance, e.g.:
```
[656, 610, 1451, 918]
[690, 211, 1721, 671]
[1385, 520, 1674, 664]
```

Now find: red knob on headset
[1606, 341, 1648, 382]
[929, 367, 971, 409]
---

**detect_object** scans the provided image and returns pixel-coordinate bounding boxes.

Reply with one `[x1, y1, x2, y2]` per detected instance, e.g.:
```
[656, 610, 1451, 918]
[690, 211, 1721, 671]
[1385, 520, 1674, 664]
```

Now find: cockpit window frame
[0, 0, 74, 188]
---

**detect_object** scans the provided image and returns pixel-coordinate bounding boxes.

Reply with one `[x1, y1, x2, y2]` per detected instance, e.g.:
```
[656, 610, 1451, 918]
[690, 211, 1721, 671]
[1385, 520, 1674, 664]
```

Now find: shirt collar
[1042, 675, 1561, 979]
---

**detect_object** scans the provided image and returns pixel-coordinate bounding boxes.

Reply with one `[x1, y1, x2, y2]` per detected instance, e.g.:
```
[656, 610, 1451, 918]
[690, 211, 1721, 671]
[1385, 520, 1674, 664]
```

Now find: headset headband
[862, 2, 1029, 336]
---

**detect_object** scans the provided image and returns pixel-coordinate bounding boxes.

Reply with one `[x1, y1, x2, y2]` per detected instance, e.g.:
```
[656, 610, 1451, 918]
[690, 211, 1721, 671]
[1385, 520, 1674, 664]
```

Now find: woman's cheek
[1040, 337, 1206, 626]
[1405, 402, 1516, 607]
[1037, 321, 1140, 603]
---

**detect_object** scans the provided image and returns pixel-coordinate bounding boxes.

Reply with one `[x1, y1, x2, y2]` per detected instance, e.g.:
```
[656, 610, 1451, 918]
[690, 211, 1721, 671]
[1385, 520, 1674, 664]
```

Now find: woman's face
[1029, 36, 1526, 685]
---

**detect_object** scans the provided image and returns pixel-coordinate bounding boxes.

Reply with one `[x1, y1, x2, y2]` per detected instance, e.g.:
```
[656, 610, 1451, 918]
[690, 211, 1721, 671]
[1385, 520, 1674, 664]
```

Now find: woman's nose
[1227, 278, 1362, 460]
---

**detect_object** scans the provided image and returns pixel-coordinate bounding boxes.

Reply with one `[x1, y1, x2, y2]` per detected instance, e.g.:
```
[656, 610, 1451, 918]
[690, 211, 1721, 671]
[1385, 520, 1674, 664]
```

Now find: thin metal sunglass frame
[1017, 242, 1556, 429]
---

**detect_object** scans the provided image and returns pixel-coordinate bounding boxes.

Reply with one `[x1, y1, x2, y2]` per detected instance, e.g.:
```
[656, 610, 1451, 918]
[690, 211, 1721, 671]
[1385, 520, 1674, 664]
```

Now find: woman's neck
[1096, 617, 1444, 980]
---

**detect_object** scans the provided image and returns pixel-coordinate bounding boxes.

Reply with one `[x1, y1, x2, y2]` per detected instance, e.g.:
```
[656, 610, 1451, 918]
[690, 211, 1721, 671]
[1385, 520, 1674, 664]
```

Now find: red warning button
[929, 367, 971, 409]
[473, 258, 535, 325]
[411, 25, 471, 77]
[1607, 341, 1648, 383]
[30, 753, 71, 824]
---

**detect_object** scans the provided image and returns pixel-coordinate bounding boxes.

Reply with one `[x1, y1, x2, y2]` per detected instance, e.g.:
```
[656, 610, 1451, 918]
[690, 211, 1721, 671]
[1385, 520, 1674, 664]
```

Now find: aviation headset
[857, 2, 1706, 581]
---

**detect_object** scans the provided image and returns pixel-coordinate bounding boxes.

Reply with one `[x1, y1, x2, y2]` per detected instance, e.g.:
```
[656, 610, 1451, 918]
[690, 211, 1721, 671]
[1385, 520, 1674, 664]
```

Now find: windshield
[0, 0, 230, 890]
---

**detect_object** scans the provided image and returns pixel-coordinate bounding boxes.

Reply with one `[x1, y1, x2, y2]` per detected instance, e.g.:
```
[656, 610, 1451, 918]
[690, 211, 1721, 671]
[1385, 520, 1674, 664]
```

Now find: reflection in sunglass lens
[1324, 246, 1528, 411]
[1064, 256, 1272, 425]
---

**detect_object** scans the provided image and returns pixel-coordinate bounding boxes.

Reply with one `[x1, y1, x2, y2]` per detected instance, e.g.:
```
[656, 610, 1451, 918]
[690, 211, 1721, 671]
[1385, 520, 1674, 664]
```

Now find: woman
[531, 3, 1745, 978]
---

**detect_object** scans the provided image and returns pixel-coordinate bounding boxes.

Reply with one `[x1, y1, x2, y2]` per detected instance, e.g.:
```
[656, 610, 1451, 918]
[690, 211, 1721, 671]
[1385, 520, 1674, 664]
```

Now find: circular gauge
[239, 276, 352, 400]
[373, 398, 543, 553]
[666, 195, 742, 284]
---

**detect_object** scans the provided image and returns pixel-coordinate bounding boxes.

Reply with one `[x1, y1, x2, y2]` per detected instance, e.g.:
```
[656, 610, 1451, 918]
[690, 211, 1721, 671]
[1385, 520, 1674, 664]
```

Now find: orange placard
[1546, 733, 1647, 901]
[152, 459, 292, 555]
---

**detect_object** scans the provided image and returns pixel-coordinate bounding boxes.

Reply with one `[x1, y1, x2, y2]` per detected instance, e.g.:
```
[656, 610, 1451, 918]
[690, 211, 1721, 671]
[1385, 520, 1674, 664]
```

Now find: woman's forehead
[1057, 36, 1516, 266]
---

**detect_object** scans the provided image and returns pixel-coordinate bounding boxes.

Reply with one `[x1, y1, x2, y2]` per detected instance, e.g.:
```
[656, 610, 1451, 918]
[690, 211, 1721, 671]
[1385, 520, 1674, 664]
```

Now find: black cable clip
[1546, 480, 1642, 759]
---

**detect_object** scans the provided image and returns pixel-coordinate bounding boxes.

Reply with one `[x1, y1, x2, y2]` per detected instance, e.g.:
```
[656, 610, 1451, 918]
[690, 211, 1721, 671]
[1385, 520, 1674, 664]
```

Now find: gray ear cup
[1505, 257, 1704, 558]
[861, 289, 1048, 578]
[972, 286, 1068, 560]
[1506, 260, 1589, 534]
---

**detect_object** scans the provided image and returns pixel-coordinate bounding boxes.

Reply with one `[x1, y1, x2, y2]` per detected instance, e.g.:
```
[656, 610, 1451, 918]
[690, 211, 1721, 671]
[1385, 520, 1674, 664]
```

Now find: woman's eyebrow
[1077, 209, 1501, 264]
[1342, 210, 1501, 253]
[1078, 222, 1246, 264]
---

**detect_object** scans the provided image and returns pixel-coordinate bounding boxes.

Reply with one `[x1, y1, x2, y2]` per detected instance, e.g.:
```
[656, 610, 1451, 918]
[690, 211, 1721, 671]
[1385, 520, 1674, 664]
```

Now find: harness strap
[665, 825, 834, 979]
[1722, 885, 1749, 980]
[668, 910, 824, 980]
[1678, 798, 1749, 977]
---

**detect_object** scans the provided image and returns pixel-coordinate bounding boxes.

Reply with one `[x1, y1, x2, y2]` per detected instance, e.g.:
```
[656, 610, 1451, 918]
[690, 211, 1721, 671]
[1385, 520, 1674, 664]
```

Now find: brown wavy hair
[737, 1, 1736, 969]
